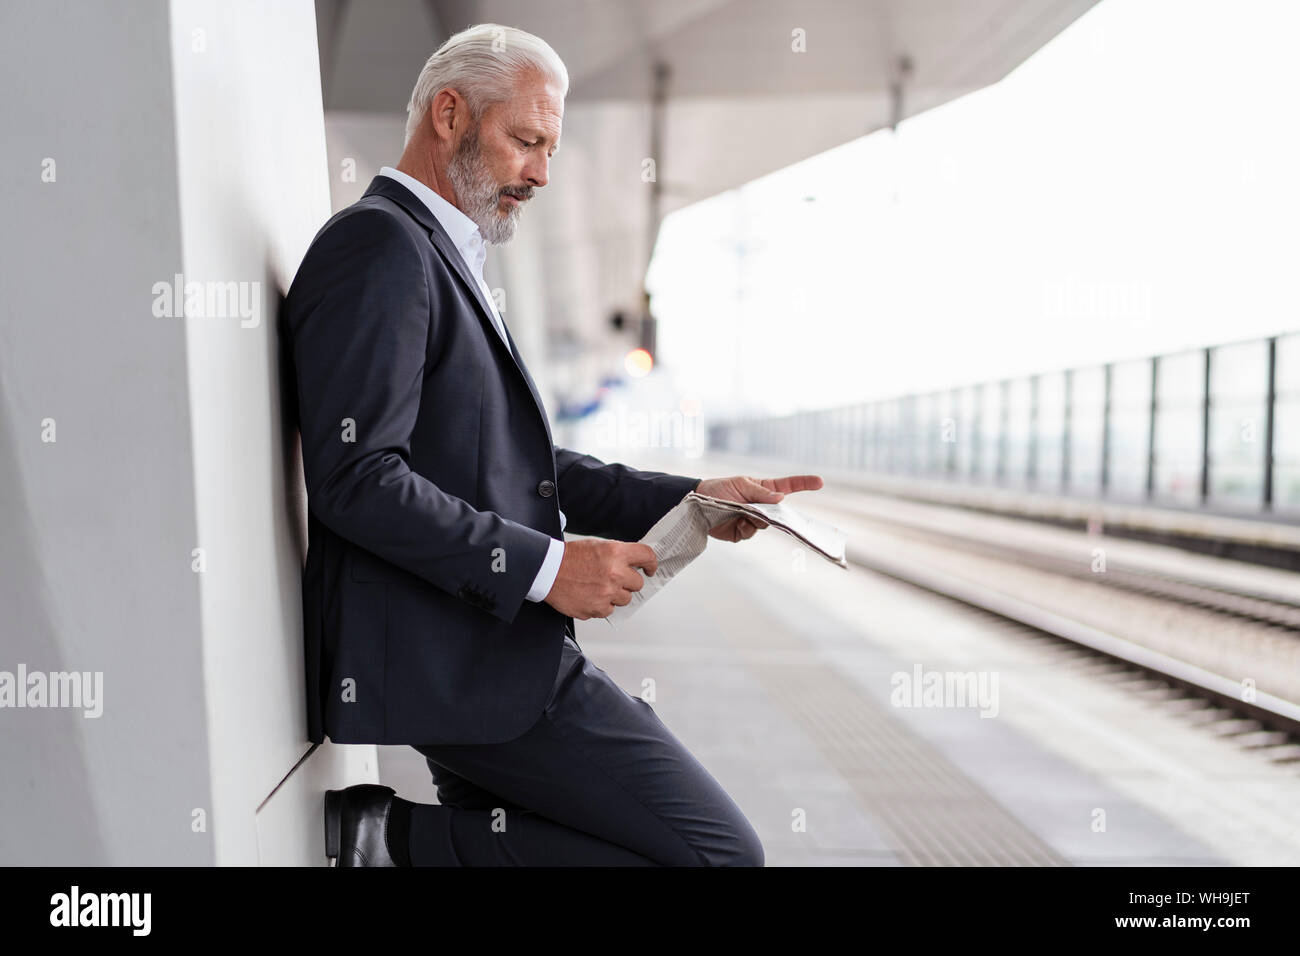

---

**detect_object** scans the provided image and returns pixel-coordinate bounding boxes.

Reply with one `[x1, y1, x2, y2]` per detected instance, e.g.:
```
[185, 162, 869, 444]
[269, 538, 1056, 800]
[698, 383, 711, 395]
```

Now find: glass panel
[1004, 378, 1032, 485]
[936, 390, 957, 475]
[834, 406, 848, 468]
[842, 407, 849, 467]
[1068, 366, 1106, 495]
[1208, 340, 1267, 507]
[879, 398, 903, 473]
[1274, 334, 1300, 510]
[1152, 350, 1204, 504]
[808, 410, 823, 466]
[907, 395, 923, 473]
[1034, 372, 1066, 490]
[861, 402, 877, 471]
[915, 392, 938, 474]
[842, 405, 856, 469]
[1107, 359, 1153, 500]
[814, 409, 827, 465]
[929, 391, 946, 474]
[955, 386, 977, 477]
[977, 383, 1002, 482]
[845, 404, 859, 469]
[725, 421, 744, 455]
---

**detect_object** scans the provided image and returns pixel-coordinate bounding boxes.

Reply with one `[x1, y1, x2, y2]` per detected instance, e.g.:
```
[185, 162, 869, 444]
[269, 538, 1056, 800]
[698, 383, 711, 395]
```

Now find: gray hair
[404, 23, 569, 146]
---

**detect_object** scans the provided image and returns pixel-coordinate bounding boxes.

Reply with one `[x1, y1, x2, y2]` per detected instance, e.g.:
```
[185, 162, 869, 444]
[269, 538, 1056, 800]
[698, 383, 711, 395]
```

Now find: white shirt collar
[378, 165, 486, 276]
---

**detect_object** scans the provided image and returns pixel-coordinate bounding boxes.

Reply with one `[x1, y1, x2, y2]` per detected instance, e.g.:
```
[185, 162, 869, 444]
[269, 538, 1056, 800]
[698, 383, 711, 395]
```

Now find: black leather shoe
[324, 784, 403, 867]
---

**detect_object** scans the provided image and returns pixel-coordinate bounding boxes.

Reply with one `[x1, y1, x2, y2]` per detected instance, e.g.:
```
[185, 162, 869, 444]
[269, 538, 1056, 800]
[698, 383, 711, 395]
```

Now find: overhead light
[624, 348, 653, 378]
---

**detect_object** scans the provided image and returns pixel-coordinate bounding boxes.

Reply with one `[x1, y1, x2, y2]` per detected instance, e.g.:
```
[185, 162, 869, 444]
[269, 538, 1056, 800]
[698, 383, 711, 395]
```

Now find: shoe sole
[323, 789, 342, 864]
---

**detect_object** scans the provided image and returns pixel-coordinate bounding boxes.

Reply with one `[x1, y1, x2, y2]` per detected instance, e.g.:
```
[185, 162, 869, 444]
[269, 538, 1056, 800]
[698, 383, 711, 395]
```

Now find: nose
[523, 153, 548, 189]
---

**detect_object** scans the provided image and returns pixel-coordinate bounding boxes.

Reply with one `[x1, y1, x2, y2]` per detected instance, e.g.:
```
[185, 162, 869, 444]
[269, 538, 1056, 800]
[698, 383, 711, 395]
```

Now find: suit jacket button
[537, 479, 555, 498]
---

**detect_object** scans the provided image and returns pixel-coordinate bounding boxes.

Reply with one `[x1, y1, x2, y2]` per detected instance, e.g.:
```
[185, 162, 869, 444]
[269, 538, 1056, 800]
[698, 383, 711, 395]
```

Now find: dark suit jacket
[284, 175, 700, 746]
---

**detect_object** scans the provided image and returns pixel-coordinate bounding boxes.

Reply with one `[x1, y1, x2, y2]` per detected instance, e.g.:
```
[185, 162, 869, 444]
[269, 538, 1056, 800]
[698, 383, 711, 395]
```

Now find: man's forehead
[501, 92, 563, 137]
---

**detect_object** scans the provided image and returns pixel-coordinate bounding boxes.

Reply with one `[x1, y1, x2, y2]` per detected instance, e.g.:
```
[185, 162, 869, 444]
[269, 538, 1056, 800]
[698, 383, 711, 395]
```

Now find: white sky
[645, 0, 1300, 419]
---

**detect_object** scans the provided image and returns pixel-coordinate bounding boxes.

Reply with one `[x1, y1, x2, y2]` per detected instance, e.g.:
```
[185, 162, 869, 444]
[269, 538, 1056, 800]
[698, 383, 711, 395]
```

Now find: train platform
[375, 491, 1300, 865]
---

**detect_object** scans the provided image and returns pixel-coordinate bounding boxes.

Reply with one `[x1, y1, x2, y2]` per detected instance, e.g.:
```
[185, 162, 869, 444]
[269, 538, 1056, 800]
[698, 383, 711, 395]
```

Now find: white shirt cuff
[525, 536, 565, 602]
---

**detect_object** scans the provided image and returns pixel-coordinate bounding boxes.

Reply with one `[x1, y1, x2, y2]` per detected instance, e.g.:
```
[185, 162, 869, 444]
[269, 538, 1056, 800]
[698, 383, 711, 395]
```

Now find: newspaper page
[605, 492, 849, 626]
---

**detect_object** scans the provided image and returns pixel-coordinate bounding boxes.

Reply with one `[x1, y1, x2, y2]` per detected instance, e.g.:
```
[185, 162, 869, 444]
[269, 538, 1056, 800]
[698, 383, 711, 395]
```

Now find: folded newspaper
[606, 491, 849, 625]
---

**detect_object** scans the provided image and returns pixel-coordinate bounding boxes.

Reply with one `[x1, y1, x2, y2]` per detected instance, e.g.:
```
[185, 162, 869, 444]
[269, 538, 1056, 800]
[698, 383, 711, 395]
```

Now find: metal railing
[709, 332, 1300, 515]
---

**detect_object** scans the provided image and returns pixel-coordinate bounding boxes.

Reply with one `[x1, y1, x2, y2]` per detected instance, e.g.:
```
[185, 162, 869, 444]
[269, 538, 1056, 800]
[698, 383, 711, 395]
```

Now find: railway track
[834, 503, 1300, 629]
[798, 494, 1300, 749]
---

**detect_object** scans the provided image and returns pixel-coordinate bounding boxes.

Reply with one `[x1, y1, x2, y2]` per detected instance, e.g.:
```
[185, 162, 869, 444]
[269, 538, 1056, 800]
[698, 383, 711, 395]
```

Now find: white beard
[447, 126, 525, 245]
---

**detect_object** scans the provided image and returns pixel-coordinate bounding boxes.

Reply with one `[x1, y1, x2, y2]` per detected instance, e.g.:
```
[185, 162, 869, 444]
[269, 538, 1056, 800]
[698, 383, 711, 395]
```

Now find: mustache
[500, 185, 533, 201]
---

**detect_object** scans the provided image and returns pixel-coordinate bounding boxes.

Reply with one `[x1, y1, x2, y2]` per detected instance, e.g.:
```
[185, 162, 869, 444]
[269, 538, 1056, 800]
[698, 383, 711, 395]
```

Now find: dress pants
[407, 630, 765, 866]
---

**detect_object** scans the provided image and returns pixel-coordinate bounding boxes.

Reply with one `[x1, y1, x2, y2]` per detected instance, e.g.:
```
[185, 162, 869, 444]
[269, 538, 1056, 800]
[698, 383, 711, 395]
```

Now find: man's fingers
[738, 476, 784, 501]
[761, 474, 824, 495]
[624, 543, 658, 577]
[616, 564, 645, 592]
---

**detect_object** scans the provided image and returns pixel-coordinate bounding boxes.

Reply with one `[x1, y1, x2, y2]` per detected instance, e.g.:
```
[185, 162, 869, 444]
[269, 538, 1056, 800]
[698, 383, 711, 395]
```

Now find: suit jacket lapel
[363, 176, 554, 448]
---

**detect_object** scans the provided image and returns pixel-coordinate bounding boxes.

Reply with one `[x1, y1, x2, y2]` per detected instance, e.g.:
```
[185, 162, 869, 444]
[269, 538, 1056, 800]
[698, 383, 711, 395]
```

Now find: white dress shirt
[379, 166, 565, 604]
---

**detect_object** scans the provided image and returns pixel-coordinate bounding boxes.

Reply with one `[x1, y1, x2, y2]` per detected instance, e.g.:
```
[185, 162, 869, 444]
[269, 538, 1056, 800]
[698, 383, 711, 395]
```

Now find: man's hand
[543, 538, 659, 620]
[694, 474, 824, 542]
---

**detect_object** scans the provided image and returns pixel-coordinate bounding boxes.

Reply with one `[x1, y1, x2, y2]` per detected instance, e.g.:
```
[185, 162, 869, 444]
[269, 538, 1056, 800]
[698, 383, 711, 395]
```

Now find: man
[287, 23, 822, 866]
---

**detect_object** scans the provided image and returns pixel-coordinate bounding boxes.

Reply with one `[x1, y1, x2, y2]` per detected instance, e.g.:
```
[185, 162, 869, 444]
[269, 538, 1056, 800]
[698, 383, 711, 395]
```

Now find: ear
[428, 88, 467, 142]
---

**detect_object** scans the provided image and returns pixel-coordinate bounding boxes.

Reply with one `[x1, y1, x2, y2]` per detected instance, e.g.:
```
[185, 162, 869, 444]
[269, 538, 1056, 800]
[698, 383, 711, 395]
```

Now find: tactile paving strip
[747, 657, 1067, 866]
